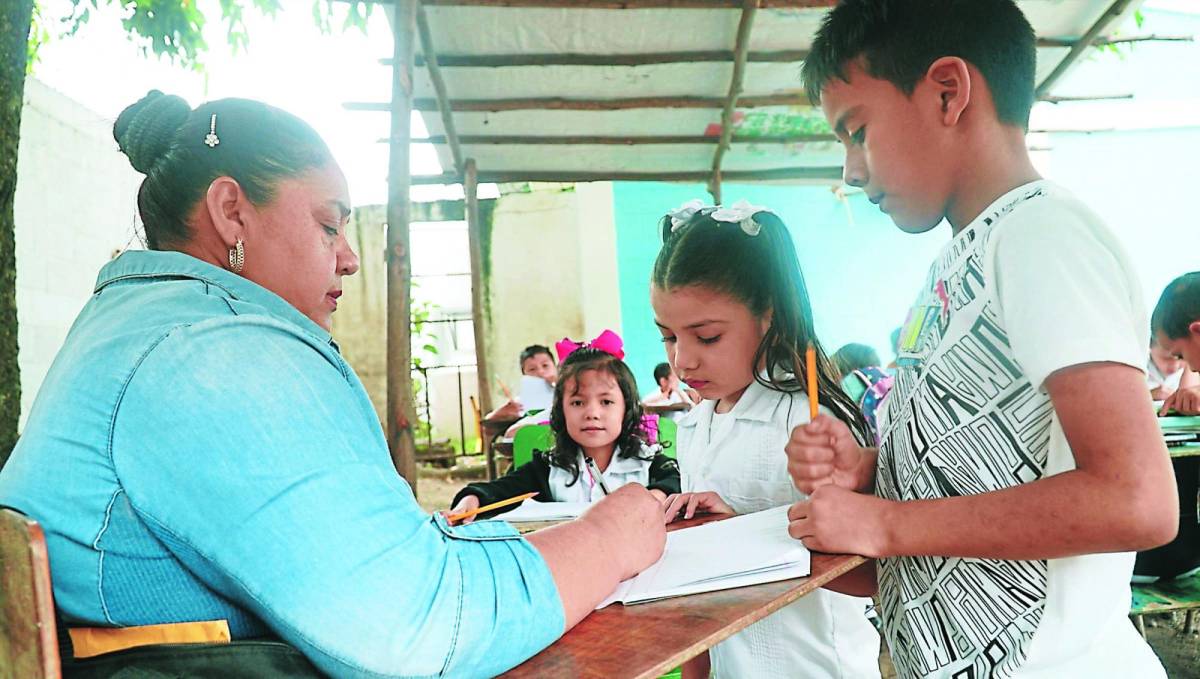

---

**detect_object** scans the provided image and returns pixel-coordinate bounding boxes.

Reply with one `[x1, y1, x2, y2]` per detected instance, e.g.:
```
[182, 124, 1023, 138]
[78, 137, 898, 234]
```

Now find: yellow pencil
[448, 491, 538, 522]
[806, 345, 819, 421]
[495, 374, 514, 400]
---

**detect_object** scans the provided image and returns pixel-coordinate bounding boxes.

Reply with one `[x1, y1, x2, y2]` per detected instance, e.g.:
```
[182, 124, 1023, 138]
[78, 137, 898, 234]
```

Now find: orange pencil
[806, 345, 819, 421]
[448, 491, 537, 523]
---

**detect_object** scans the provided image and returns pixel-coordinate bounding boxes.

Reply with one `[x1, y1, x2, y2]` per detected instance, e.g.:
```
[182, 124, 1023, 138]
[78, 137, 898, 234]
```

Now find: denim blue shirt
[0, 251, 564, 678]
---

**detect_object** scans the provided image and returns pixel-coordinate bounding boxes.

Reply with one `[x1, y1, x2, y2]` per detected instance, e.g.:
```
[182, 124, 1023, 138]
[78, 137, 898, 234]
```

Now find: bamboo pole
[386, 0, 419, 488]
[464, 158, 493, 425]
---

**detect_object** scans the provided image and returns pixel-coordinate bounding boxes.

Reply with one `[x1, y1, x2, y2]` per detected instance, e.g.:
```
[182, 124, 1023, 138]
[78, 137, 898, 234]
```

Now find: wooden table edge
[631, 553, 868, 679]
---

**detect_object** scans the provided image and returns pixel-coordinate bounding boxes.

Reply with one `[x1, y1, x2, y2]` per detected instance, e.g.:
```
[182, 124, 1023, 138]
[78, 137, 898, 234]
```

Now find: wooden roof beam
[383, 133, 837, 144]
[345, 93, 805, 112]
[409, 166, 843, 184]
[709, 0, 757, 203]
[355, 1, 837, 8]
[415, 3, 465, 175]
[1035, 0, 1139, 100]
[390, 50, 808, 67]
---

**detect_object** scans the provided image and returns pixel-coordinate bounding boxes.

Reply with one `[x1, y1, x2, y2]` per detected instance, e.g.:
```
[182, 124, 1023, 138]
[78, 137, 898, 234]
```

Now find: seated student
[1137, 273, 1200, 582]
[450, 336, 680, 522]
[486, 343, 558, 421]
[0, 90, 666, 678]
[1155, 272, 1200, 416]
[641, 362, 697, 421]
[831, 343, 894, 442]
[1148, 336, 1195, 402]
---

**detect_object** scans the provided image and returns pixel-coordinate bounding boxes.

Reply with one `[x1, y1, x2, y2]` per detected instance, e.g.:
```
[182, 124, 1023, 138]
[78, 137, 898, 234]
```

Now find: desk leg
[483, 428, 497, 481]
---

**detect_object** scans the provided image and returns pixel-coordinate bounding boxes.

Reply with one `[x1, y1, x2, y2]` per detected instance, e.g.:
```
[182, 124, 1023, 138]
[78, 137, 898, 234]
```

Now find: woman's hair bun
[113, 90, 192, 174]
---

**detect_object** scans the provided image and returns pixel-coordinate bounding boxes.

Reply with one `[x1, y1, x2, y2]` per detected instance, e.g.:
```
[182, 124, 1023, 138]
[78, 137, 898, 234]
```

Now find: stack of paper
[498, 500, 590, 522]
[599, 505, 810, 608]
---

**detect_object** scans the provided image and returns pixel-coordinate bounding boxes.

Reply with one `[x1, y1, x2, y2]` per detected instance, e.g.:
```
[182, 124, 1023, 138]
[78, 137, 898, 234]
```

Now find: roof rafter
[709, 0, 757, 202]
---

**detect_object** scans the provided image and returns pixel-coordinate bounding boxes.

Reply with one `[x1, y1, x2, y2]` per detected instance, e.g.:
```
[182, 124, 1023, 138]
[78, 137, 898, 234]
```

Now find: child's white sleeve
[988, 205, 1147, 391]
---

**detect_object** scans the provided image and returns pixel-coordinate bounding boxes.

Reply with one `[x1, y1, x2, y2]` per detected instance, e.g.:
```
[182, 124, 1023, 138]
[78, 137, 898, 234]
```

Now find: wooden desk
[1170, 443, 1200, 458]
[501, 514, 866, 679]
[481, 417, 519, 480]
[643, 403, 689, 416]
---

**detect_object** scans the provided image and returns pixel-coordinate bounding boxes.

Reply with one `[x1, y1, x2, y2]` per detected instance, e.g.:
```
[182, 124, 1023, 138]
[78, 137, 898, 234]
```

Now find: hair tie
[664, 198, 772, 237]
[555, 329, 625, 362]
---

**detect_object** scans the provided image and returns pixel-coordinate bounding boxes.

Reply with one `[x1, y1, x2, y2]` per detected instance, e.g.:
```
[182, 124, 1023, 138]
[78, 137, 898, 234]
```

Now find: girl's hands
[662, 491, 734, 524]
[444, 495, 481, 525]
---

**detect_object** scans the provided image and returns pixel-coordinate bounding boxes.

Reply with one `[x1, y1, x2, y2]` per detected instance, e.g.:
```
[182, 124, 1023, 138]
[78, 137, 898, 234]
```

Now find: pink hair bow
[555, 329, 625, 362]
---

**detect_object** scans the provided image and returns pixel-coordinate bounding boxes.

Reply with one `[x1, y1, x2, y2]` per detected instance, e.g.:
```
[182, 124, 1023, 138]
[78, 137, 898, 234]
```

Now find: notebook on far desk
[599, 505, 811, 608]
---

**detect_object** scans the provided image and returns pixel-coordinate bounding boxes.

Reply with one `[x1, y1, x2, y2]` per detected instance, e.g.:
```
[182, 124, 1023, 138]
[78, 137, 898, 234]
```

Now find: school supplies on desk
[498, 500, 591, 522]
[598, 505, 810, 607]
[518, 375, 554, 413]
[448, 492, 538, 522]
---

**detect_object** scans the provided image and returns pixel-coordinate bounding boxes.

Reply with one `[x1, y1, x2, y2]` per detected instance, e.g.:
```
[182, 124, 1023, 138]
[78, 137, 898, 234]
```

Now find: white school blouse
[677, 378, 881, 679]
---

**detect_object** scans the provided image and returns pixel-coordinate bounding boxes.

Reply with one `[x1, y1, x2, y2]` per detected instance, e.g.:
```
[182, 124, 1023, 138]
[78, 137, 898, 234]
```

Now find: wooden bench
[0, 508, 61, 679]
[1131, 571, 1200, 638]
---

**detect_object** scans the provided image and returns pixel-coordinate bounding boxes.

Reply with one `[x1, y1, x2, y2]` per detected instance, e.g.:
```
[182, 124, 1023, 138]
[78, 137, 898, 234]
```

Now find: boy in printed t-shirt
[785, 1, 1178, 677]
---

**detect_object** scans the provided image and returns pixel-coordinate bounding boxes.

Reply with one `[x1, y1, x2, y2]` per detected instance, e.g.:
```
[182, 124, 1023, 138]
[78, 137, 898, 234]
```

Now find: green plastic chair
[512, 424, 553, 469]
[657, 417, 677, 459]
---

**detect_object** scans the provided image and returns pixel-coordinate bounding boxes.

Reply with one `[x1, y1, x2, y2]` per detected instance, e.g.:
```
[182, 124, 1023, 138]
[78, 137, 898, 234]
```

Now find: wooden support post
[386, 0, 419, 489]
[464, 159, 494, 457]
[708, 0, 757, 204]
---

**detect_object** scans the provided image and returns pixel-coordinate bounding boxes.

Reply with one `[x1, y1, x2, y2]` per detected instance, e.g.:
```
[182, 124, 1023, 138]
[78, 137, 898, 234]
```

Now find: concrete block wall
[14, 80, 143, 428]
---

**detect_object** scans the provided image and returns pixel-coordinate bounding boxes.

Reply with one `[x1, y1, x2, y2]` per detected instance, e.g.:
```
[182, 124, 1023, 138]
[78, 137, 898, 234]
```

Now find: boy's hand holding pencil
[786, 415, 876, 495]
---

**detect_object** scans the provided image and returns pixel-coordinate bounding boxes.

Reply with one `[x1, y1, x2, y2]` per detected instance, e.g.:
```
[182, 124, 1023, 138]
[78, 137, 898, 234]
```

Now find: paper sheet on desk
[598, 505, 810, 607]
[498, 500, 590, 522]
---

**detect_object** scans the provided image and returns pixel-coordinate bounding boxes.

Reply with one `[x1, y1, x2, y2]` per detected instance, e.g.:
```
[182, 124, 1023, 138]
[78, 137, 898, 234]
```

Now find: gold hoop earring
[228, 239, 245, 274]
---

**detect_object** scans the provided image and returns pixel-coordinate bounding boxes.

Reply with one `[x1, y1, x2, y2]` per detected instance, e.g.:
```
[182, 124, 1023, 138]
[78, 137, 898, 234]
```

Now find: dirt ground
[415, 474, 1200, 678]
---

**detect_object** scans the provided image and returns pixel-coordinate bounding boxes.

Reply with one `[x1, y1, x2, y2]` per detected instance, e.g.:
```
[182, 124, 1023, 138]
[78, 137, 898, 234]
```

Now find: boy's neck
[583, 444, 616, 472]
[945, 127, 1042, 235]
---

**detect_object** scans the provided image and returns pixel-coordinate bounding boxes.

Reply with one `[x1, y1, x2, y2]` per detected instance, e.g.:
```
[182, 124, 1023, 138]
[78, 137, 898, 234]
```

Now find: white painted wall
[14, 79, 143, 429]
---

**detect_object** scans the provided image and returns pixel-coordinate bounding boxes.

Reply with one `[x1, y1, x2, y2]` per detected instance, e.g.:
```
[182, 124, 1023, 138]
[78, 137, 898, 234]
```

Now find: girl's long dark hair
[651, 206, 871, 445]
[544, 348, 650, 486]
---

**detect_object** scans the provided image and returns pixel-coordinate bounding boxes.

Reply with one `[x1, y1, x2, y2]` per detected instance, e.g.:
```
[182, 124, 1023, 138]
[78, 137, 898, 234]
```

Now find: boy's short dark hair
[1153, 272, 1200, 339]
[803, 0, 1037, 129]
[519, 344, 554, 367]
[653, 362, 672, 384]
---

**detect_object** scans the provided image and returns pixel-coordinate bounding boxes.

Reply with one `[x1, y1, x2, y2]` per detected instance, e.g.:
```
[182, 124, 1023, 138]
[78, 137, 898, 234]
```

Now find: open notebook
[497, 499, 590, 522]
[598, 505, 810, 608]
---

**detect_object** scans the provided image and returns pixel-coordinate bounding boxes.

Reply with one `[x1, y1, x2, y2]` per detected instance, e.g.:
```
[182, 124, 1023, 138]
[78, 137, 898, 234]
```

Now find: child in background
[651, 199, 880, 679]
[788, 2, 1176, 677]
[486, 344, 558, 421]
[1136, 273, 1200, 582]
[832, 343, 894, 443]
[641, 362, 697, 421]
[450, 334, 680, 523]
[1155, 272, 1200, 416]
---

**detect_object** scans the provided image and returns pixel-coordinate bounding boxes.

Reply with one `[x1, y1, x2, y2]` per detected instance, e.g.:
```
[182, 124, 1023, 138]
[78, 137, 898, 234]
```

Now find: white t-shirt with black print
[875, 180, 1164, 678]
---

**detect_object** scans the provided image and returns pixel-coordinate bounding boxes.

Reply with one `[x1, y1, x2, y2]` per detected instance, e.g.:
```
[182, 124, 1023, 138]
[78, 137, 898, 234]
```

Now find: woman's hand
[662, 491, 734, 523]
[444, 495, 481, 525]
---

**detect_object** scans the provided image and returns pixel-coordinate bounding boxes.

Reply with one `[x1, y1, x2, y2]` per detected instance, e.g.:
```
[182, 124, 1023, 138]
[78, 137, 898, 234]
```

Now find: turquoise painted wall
[612, 182, 946, 391]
